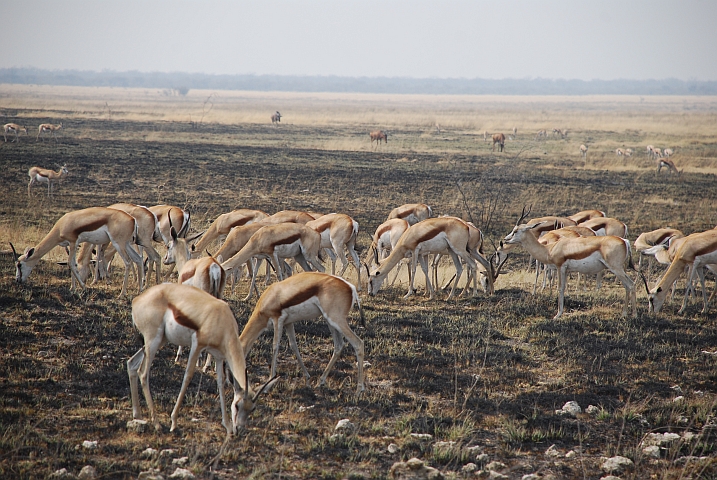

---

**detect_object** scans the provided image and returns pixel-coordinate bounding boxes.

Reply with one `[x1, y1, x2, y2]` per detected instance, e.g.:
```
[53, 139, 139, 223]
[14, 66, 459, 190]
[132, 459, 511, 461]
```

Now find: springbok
[370, 130, 388, 145]
[28, 165, 69, 197]
[3, 123, 28, 142]
[568, 209, 605, 225]
[305, 213, 362, 289]
[492, 133, 505, 152]
[387, 203, 432, 226]
[190, 209, 269, 256]
[663, 148, 674, 157]
[616, 148, 625, 156]
[579, 145, 588, 160]
[127, 283, 276, 435]
[37, 122, 63, 142]
[271, 111, 282, 125]
[657, 157, 682, 178]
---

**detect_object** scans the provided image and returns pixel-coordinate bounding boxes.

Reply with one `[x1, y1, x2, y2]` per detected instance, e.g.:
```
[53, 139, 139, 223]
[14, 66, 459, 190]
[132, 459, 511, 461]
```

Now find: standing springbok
[370, 130, 388, 145]
[37, 122, 63, 141]
[4, 123, 28, 142]
[28, 165, 69, 197]
[305, 213, 362, 290]
[271, 111, 282, 125]
[127, 283, 276, 435]
[579, 145, 588, 161]
[663, 148, 674, 157]
[492, 133, 506, 152]
[239, 272, 366, 393]
[568, 209, 605, 225]
[189, 209, 269, 256]
[12, 207, 144, 296]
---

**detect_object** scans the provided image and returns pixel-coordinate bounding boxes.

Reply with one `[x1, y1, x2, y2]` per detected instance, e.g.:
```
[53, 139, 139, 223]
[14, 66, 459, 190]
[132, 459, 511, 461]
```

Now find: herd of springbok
[578, 142, 681, 177]
[3, 122, 63, 142]
[11, 189, 717, 433]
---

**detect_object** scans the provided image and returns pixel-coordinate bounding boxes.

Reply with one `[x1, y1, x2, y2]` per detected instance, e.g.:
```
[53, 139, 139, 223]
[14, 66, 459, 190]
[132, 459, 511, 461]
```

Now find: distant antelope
[535, 130, 547, 140]
[369, 130, 388, 145]
[435, 123, 440, 134]
[37, 122, 63, 141]
[483, 131, 490, 142]
[657, 157, 682, 178]
[663, 148, 674, 157]
[616, 148, 625, 156]
[512, 127, 517, 137]
[579, 144, 588, 160]
[553, 128, 563, 137]
[28, 165, 69, 197]
[3, 123, 28, 142]
[625, 148, 633, 157]
[646, 145, 655, 158]
[653, 147, 663, 158]
[271, 111, 282, 125]
[492, 133, 505, 152]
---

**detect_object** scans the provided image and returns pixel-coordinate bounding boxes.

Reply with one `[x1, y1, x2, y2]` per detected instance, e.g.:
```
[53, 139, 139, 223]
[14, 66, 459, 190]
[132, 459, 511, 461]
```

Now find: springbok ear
[656, 287, 662, 293]
[216, 255, 223, 263]
[26, 247, 35, 258]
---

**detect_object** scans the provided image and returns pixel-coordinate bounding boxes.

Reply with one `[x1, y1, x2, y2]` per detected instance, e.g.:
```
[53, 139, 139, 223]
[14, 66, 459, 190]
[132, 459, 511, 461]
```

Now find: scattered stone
[78, 466, 97, 480]
[643, 445, 661, 458]
[141, 447, 158, 458]
[599, 477, 622, 480]
[556, 401, 581, 417]
[601, 456, 634, 474]
[673, 396, 684, 403]
[486, 461, 507, 472]
[50, 469, 75, 479]
[586, 405, 600, 415]
[172, 457, 189, 466]
[565, 450, 577, 459]
[433, 441, 456, 449]
[487, 472, 509, 480]
[671, 385, 683, 394]
[389, 457, 444, 480]
[545, 444, 561, 457]
[169, 468, 195, 480]
[682, 432, 696, 443]
[522, 475, 541, 480]
[138, 469, 164, 480]
[641, 432, 680, 447]
[127, 419, 148, 433]
[465, 445, 482, 455]
[388, 443, 400, 454]
[335, 419, 355, 432]
[159, 449, 176, 458]
[82, 440, 98, 450]
[410, 433, 433, 441]
[677, 416, 689, 425]
[475, 453, 490, 464]
[298, 405, 315, 412]
[329, 433, 345, 444]
[633, 414, 650, 426]
[675, 455, 710, 465]
[461, 463, 477, 473]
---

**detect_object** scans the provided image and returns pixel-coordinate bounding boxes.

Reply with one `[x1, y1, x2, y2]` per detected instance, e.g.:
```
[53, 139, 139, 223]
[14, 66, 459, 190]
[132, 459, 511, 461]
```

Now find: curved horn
[639, 270, 650, 296]
[252, 375, 280, 403]
[9, 242, 18, 261]
[516, 204, 533, 226]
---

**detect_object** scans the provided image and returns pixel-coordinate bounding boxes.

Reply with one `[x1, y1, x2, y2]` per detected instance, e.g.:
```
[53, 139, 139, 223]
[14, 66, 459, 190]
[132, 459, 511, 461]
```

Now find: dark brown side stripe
[179, 266, 197, 284]
[169, 303, 199, 331]
[280, 283, 321, 309]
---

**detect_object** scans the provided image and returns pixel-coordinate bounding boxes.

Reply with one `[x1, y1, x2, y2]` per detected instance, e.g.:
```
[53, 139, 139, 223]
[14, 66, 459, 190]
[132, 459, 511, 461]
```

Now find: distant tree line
[1, 68, 716, 95]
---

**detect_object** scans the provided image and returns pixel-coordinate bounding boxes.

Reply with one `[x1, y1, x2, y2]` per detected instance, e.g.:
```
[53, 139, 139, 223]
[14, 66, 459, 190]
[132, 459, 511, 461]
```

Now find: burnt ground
[1, 116, 717, 479]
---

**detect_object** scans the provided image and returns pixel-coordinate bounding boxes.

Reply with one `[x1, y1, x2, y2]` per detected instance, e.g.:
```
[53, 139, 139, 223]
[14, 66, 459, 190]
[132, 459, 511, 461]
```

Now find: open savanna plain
[1, 85, 717, 479]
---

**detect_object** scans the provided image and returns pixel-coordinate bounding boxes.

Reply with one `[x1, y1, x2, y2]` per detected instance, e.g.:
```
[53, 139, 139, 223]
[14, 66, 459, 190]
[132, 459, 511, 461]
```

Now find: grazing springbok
[28, 165, 69, 197]
[12, 207, 144, 296]
[663, 148, 674, 157]
[503, 209, 636, 319]
[127, 283, 276, 435]
[492, 133, 505, 152]
[367, 218, 410, 267]
[37, 122, 63, 141]
[646, 145, 655, 158]
[213, 223, 270, 294]
[616, 148, 625, 156]
[579, 145, 588, 160]
[553, 128, 564, 137]
[148, 205, 190, 245]
[239, 272, 366, 393]
[190, 209, 269, 256]
[369, 130, 388, 145]
[368, 217, 494, 300]
[271, 111, 282, 125]
[578, 217, 628, 238]
[387, 203, 432, 226]
[536, 130, 547, 139]
[263, 209, 315, 225]
[305, 213, 362, 289]
[657, 157, 682, 178]
[625, 148, 633, 157]
[3, 123, 28, 142]
[221, 223, 325, 300]
[647, 229, 717, 315]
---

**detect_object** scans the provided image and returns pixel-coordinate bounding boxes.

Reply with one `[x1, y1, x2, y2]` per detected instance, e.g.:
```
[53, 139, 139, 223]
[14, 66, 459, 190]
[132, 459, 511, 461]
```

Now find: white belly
[563, 252, 605, 274]
[415, 233, 450, 255]
[77, 226, 112, 245]
[163, 309, 196, 347]
[274, 240, 302, 258]
[34, 174, 49, 184]
[280, 297, 323, 323]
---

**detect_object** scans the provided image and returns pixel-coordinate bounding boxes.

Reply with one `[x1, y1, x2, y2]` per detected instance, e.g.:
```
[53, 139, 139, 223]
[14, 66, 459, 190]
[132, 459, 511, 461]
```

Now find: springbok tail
[209, 262, 223, 298]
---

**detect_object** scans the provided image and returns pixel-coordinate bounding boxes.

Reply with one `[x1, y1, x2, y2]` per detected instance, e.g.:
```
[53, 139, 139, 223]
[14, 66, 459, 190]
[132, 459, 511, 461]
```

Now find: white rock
[565, 450, 577, 459]
[169, 468, 195, 480]
[465, 445, 482, 454]
[126, 419, 148, 433]
[298, 405, 315, 412]
[410, 433, 433, 440]
[141, 447, 158, 458]
[433, 441, 456, 449]
[172, 457, 189, 466]
[682, 432, 696, 443]
[388, 443, 400, 454]
[599, 477, 622, 480]
[545, 444, 561, 457]
[462, 463, 477, 473]
[560, 401, 582, 416]
[643, 445, 661, 458]
[586, 405, 600, 415]
[160, 449, 176, 458]
[335, 418, 355, 432]
[641, 432, 680, 447]
[78, 466, 97, 480]
[522, 475, 541, 480]
[486, 461, 507, 472]
[476, 453, 490, 464]
[673, 396, 684, 403]
[488, 472, 509, 480]
[137, 469, 164, 480]
[601, 456, 634, 474]
[82, 441, 98, 450]
[50, 468, 74, 479]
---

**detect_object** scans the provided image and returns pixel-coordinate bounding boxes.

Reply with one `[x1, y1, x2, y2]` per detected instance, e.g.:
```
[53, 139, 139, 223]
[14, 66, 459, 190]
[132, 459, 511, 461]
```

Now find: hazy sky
[6, 1, 717, 81]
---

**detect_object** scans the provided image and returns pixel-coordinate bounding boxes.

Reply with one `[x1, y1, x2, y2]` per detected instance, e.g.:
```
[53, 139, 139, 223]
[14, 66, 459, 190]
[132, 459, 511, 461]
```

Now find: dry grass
[1, 85, 717, 479]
